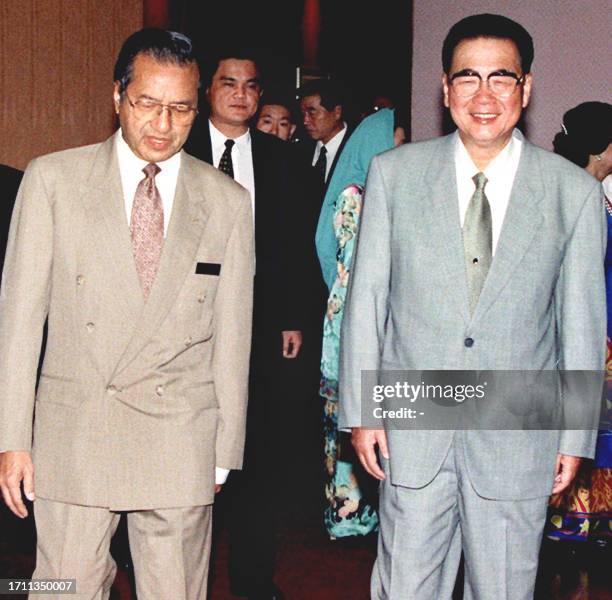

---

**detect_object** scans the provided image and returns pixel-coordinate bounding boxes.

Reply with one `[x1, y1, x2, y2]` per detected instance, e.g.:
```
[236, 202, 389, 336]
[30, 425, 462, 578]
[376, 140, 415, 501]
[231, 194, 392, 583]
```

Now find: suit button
[86, 322, 95, 332]
[76, 275, 84, 285]
[184, 336, 192, 347]
[106, 385, 117, 395]
[156, 385, 164, 396]
[464, 337, 474, 348]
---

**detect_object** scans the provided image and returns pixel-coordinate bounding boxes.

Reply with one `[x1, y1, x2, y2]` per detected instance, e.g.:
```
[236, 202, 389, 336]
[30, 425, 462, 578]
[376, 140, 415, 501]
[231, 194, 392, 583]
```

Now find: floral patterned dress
[320, 184, 379, 538]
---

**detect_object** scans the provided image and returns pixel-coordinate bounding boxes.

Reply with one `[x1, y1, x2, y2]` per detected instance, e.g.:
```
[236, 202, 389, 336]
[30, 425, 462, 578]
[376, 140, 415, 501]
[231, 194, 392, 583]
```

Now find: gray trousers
[372, 434, 549, 600]
[32, 498, 212, 600]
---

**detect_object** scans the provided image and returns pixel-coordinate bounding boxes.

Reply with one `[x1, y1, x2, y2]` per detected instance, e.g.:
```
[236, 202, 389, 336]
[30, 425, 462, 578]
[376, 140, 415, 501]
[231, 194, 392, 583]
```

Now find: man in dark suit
[296, 79, 350, 197]
[185, 51, 303, 600]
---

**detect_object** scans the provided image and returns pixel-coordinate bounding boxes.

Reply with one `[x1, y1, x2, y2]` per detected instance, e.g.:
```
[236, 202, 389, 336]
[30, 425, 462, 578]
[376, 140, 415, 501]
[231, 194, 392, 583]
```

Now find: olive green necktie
[463, 172, 492, 314]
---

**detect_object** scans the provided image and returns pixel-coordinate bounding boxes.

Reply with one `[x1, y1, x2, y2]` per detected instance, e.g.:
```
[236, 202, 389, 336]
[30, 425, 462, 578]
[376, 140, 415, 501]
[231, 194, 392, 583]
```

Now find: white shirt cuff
[215, 467, 230, 485]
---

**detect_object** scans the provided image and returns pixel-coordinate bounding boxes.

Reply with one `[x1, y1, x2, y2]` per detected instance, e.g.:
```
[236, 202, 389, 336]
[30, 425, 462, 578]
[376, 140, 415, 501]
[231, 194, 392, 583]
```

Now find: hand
[551, 453, 582, 494]
[351, 428, 389, 481]
[0, 451, 35, 518]
[282, 330, 302, 359]
[214, 484, 222, 494]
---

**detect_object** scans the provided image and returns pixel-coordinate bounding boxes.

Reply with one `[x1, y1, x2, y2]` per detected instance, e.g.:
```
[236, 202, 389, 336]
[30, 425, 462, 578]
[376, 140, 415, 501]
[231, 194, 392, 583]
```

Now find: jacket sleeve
[0, 158, 52, 451]
[213, 193, 255, 469]
[555, 179, 607, 457]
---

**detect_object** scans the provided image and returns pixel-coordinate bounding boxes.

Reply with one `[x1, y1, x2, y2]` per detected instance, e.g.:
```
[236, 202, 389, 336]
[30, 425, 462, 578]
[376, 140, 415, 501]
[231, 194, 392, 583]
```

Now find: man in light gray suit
[339, 14, 606, 599]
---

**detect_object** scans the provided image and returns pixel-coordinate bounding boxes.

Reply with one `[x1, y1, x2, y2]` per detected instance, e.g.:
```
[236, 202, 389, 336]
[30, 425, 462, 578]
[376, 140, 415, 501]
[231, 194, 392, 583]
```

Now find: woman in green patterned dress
[318, 108, 405, 538]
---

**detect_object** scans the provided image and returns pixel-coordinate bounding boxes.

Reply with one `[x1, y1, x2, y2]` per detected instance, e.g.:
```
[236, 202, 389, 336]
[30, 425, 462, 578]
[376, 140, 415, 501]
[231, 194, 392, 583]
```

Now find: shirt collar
[454, 128, 522, 179]
[209, 120, 251, 150]
[115, 128, 181, 176]
[317, 122, 347, 153]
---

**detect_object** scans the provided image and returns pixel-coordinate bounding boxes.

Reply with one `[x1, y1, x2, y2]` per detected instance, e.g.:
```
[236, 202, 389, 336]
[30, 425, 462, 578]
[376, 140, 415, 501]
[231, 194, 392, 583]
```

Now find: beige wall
[411, 1, 611, 149]
[0, 0, 142, 170]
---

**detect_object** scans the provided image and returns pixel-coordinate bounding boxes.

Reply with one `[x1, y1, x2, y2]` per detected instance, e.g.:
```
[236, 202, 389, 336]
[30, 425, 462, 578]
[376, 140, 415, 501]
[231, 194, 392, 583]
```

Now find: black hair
[393, 105, 408, 134]
[442, 13, 534, 74]
[297, 79, 345, 112]
[114, 28, 198, 94]
[201, 47, 262, 89]
[257, 88, 298, 123]
[553, 102, 612, 168]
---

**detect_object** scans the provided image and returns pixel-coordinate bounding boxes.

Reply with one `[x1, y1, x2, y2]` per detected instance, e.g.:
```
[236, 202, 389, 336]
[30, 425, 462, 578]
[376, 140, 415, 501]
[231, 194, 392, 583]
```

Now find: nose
[152, 106, 172, 131]
[473, 80, 496, 101]
[270, 122, 279, 136]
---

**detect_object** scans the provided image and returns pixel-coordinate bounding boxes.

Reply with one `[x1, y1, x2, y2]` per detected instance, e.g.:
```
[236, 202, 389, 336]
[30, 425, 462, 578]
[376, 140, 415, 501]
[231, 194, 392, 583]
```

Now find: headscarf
[315, 108, 396, 290]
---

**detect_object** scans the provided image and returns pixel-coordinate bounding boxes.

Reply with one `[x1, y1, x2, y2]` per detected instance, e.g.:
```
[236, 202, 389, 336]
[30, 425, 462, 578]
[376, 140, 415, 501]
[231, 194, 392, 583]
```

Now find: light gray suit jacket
[339, 130, 606, 500]
[0, 133, 254, 510]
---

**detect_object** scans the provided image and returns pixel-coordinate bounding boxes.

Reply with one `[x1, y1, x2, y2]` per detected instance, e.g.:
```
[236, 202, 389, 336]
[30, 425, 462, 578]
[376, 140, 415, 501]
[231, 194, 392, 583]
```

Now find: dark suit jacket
[293, 124, 353, 202]
[185, 123, 304, 344]
[0, 165, 23, 277]
[290, 127, 353, 328]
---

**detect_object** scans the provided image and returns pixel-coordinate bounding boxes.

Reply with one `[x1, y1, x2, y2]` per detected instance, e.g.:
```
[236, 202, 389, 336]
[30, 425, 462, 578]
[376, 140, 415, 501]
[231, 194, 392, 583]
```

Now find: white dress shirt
[115, 129, 229, 485]
[312, 123, 348, 181]
[455, 129, 522, 254]
[209, 120, 255, 211]
[116, 129, 180, 235]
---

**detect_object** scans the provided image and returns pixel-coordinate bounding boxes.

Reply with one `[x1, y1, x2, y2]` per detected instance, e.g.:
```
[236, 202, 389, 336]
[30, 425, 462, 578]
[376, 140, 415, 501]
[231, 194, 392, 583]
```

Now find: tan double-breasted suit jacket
[0, 133, 254, 510]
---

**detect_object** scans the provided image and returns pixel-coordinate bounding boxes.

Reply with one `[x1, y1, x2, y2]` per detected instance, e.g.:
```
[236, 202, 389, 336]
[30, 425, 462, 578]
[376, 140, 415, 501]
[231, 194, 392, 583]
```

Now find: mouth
[471, 112, 499, 123]
[146, 137, 172, 150]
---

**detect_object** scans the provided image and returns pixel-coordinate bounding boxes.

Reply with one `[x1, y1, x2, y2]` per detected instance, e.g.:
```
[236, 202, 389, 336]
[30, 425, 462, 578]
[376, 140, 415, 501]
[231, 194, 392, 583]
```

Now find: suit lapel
[323, 125, 352, 197]
[112, 152, 209, 377]
[251, 129, 264, 240]
[80, 133, 144, 323]
[423, 134, 471, 326]
[472, 139, 543, 321]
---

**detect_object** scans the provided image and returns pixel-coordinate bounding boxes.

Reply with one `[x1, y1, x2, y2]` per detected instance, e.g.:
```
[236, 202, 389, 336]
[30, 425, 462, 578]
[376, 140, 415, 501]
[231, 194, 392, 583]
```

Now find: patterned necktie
[218, 139, 235, 178]
[314, 145, 327, 184]
[463, 172, 492, 314]
[130, 163, 164, 300]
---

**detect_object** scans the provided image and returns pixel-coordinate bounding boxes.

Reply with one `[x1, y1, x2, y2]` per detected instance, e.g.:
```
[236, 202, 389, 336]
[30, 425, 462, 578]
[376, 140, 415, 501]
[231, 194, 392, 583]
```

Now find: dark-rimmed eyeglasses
[449, 69, 525, 98]
[124, 93, 198, 124]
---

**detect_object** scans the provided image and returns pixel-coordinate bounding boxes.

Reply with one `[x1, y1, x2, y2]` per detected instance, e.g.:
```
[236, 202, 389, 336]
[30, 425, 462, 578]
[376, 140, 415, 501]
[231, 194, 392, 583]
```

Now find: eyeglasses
[449, 70, 525, 98]
[124, 93, 198, 124]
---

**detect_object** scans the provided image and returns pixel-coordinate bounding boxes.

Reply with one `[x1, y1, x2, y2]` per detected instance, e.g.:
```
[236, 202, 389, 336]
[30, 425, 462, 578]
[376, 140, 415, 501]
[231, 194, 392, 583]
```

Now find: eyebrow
[451, 68, 520, 78]
[136, 93, 196, 105]
[219, 76, 261, 85]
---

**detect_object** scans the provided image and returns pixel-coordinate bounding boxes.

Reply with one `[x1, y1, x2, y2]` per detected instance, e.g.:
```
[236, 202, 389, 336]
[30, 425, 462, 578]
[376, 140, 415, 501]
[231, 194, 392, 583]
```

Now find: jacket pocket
[183, 381, 218, 410]
[36, 374, 85, 408]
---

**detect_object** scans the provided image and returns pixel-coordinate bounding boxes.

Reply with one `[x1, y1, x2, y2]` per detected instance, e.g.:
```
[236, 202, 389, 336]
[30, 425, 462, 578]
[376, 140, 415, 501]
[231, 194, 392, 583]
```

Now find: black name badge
[196, 262, 221, 276]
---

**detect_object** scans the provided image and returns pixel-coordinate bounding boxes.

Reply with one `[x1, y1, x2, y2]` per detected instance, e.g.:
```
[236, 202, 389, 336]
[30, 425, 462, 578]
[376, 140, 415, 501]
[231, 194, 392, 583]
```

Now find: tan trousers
[32, 498, 212, 600]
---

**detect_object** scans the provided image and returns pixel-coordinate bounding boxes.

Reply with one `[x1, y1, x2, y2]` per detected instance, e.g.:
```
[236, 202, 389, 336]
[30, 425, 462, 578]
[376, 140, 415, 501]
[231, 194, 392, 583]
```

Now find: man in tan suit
[0, 29, 254, 599]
